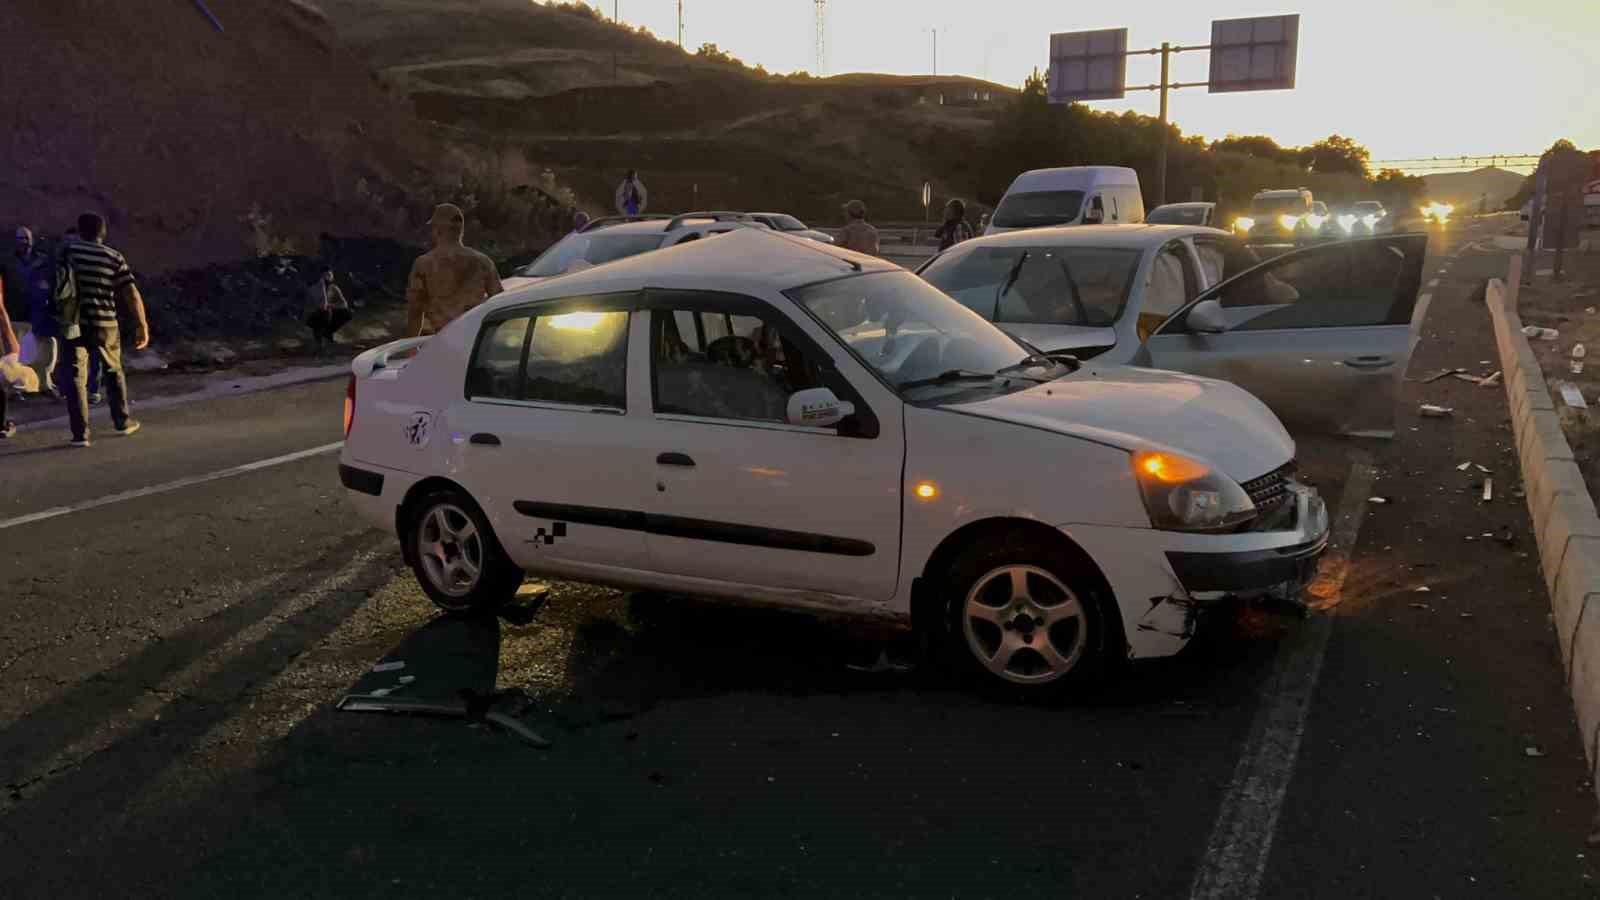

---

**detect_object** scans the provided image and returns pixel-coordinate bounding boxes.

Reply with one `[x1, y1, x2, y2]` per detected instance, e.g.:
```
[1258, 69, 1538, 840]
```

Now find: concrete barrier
[1487, 264, 1600, 802]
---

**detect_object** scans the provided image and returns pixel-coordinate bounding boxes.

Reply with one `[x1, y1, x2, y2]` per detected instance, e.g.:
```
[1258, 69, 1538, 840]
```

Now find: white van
[985, 166, 1145, 235]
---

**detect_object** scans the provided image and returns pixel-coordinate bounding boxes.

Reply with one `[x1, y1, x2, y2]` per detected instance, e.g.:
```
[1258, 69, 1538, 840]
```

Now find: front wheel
[407, 490, 524, 614]
[941, 534, 1111, 696]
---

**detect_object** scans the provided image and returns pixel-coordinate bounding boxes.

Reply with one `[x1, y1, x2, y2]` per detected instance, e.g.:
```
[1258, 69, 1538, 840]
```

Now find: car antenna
[771, 230, 861, 272]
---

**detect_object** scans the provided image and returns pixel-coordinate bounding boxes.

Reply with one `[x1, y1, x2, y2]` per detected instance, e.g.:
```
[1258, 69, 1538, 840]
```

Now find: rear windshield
[920, 244, 1142, 327]
[991, 190, 1086, 229]
[518, 232, 666, 278]
[1250, 195, 1311, 216]
[1147, 206, 1209, 225]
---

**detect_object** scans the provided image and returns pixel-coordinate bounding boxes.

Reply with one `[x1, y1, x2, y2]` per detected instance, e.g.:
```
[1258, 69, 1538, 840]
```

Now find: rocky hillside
[0, 0, 444, 273]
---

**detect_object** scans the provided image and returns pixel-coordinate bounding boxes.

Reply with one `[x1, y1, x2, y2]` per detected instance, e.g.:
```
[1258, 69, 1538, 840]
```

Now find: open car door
[1139, 234, 1428, 438]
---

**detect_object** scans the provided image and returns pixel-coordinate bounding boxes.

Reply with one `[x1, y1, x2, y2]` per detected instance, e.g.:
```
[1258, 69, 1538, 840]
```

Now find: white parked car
[341, 230, 1329, 695]
[917, 224, 1428, 438]
[503, 213, 769, 291]
[748, 212, 835, 244]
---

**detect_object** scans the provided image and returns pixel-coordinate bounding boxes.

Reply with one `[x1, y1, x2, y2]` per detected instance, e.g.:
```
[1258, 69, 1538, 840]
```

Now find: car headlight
[1305, 214, 1327, 229]
[1132, 451, 1257, 532]
[1279, 214, 1301, 231]
[1361, 214, 1378, 227]
[1336, 214, 1356, 232]
[1234, 216, 1256, 233]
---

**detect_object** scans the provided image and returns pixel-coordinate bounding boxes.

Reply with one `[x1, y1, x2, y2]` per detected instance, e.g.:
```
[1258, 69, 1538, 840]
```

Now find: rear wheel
[941, 533, 1111, 696]
[408, 490, 523, 614]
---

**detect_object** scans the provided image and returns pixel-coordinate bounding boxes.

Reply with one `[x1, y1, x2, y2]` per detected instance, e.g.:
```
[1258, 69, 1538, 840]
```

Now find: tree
[695, 43, 739, 66]
[1547, 138, 1579, 155]
[1298, 134, 1371, 177]
[1372, 167, 1425, 207]
[1210, 134, 1297, 166]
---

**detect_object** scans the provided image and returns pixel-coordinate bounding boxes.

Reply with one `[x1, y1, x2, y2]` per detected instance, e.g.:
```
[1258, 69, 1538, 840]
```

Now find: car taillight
[343, 375, 356, 438]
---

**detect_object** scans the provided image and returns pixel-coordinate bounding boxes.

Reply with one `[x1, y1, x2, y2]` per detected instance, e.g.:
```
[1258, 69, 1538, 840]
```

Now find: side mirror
[787, 387, 856, 428]
[1185, 298, 1229, 334]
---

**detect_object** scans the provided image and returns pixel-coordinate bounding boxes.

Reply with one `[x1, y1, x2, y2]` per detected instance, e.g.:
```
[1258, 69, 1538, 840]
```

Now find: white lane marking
[0, 442, 344, 531]
[1188, 461, 1377, 900]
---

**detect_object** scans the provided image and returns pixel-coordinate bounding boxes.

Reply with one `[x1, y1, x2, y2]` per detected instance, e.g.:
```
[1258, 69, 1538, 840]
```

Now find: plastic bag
[0, 353, 40, 393]
[19, 332, 38, 366]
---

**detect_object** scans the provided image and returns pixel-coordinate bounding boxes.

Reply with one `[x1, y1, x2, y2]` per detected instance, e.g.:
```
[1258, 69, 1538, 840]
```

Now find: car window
[1193, 238, 1262, 286]
[1250, 196, 1311, 216]
[518, 232, 665, 278]
[1150, 206, 1209, 225]
[1138, 244, 1195, 341]
[521, 310, 630, 407]
[652, 306, 826, 423]
[769, 215, 806, 231]
[920, 244, 1141, 327]
[1214, 239, 1419, 330]
[991, 190, 1086, 229]
[466, 315, 532, 400]
[789, 270, 1070, 402]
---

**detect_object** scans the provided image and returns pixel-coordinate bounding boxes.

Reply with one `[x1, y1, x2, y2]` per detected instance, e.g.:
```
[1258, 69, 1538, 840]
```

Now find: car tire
[407, 489, 524, 615]
[940, 532, 1112, 697]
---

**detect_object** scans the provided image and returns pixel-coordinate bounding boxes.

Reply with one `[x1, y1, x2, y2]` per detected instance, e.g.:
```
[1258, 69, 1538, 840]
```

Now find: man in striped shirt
[59, 212, 149, 447]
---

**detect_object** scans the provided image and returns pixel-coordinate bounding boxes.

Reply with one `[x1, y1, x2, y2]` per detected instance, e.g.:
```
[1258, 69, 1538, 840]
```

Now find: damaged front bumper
[1063, 481, 1331, 660]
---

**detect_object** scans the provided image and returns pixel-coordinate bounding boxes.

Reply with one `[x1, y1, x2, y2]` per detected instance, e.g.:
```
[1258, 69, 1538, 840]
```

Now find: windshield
[1147, 206, 1209, 225]
[991, 190, 1087, 229]
[766, 214, 806, 231]
[788, 270, 1067, 399]
[517, 231, 666, 278]
[1250, 195, 1310, 216]
[1352, 201, 1383, 213]
[920, 244, 1141, 327]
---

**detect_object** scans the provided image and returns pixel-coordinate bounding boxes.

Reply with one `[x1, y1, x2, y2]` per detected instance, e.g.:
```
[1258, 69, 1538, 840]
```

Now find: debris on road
[1525, 746, 1546, 758]
[1572, 343, 1587, 375]
[1557, 382, 1588, 409]
[1482, 479, 1494, 502]
[1475, 464, 1491, 474]
[1410, 602, 1432, 611]
[1451, 372, 1486, 385]
[846, 648, 916, 674]
[1421, 404, 1455, 418]
[1368, 496, 1391, 505]
[372, 660, 406, 673]
[1480, 371, 1502, 387]
[1495, 527, 1516, 547]
[1420, 368, 1467, 384]
[1414, 586, 1432, 593]
[1522, 325, 1561, 341]
[1457, 461, 1474, 471]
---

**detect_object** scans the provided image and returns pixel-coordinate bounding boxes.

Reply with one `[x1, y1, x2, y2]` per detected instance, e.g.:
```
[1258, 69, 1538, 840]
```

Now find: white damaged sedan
[340, 230, 1329, 695]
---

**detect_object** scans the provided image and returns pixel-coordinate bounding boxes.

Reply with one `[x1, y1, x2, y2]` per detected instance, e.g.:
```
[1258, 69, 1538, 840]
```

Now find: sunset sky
[590, 0, 1598, 169]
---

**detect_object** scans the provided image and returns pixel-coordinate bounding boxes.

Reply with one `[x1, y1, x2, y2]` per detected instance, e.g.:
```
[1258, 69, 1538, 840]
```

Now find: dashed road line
[0, 442, 344, 531]
[1188, 460, 1377, 900]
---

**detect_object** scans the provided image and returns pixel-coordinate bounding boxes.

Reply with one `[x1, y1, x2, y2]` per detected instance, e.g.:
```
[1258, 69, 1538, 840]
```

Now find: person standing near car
[837, 199, 880, 256]
[0, 276, 18, 438]
[58, 212, 148, 447]
[935, 199, 974, 251]
[5, 226, 60, 397]
[405, 203, 503, 338]
[614, 170, 648, 217]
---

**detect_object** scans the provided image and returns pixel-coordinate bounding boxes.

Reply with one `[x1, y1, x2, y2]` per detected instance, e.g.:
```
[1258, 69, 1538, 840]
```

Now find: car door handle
[1343, 356, 1394, 370]
[656, 452, 696, 467]
[470, 433, 501, 446]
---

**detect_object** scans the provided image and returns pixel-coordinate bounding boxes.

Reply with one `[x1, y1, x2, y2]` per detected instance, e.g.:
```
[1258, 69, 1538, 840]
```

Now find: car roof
[949, 223, 1223, 251]
[1009, 166, 1140, 191]
[585, 219, 673, 235]
[1150, 202, 1213, 210]
[1254, 189, 1309, 198]
[490, 229, 895, 309]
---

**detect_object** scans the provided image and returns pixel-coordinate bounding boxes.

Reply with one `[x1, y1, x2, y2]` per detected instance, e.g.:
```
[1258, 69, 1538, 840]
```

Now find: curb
[12, 364, 348, 434]
[1486, 263, 1600, 795]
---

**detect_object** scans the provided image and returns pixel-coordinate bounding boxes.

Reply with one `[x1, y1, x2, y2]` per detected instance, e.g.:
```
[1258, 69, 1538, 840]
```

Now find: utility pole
[814, 0, 827, 76]
[677, 0, 683, 48]
[1156, 42, 1170, 208]
[925, 27, 938, 77]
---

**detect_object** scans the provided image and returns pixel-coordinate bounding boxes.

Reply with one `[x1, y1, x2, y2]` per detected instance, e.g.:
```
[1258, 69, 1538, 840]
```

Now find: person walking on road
[614, 170, 648, 217]
[405, 203, 503, 338]
[837, 199, 880, 256]
[304, 266, 352, 356]
[935, 199, 974, 252]
[6, 226, 60, 397]
[0, 277, 18, 438]
[59, 212, 148, 447]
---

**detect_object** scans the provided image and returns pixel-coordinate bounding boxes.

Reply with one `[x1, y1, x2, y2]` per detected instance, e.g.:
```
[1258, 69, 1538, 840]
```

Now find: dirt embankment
[0, 0, 439, 274]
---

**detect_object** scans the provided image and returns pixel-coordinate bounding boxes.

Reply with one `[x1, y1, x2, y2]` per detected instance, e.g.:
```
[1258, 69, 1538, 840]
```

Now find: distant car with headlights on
[1333, 201, 1389, 237]
[1420, 202, 1454, 225]
[1147, 202, 1216, 227]
[1233, 188, 1314, 247]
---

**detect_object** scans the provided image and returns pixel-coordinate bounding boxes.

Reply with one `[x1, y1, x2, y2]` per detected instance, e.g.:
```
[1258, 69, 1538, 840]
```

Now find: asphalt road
[3, 216, 1597, 898]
